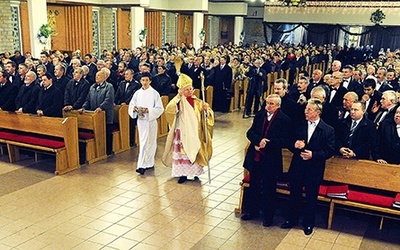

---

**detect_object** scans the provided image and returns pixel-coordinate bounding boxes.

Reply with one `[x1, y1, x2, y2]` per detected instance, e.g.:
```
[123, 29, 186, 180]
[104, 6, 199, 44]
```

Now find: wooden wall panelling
[177, 14, 193, 46]
[47, 5, 67, 53]
[20, 1, 31, 53]
[144, 11, 162, 47]
[117, 8, 131, 50]
[65, 5, 92, 55]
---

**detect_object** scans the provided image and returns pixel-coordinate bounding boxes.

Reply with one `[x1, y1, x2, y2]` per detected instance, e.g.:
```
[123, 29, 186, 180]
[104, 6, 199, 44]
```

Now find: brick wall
[0, 0, 14, 53]
[165, 12, 176, 45]
[99, 7, 115, 53]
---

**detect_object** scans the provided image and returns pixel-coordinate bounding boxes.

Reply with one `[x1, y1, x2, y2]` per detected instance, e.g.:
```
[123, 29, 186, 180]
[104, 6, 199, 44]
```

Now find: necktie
[350, 120, 357, 132]
[220, 65, 223, 70]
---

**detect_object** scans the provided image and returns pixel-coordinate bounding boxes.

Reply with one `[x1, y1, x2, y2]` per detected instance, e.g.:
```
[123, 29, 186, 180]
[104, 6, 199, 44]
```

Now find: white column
[192, 12, 204, 51]
[27, 0, 48, 57]
[234, 16, 244, 45]
[131, 7, 145, 49]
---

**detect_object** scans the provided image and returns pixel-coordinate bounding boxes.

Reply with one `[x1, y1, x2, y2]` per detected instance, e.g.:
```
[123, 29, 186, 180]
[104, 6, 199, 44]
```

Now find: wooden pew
[158, 95, 169, 138]
[0, 111, 79, 175]
[112, 105, 130, 154]
[323, 157, 400, 229]
[237, 146, 400, 229]
[63, 110, 107, 164]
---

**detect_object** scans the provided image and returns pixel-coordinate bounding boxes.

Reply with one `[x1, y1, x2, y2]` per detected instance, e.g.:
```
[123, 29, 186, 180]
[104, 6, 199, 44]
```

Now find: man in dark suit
[281, 98, 335, 235]
[373, 90, 399, 127]
[0, 71, 18, 111]
[361, 78, 382, 121]
[84, 53, 98, 84]
[180, 56, 194, 76]
[188, 57, 205, 90]
[5, 61, 22, 88]
[15, 71, 40, 114]
[273, 78, 301, 123]
[152, 65, 172, 97]
[213, 55, 232, 113]
[342, 65, 362, 97]
[40, 51, 54, 78]
[375, 106, 400, 164]
[376, 67, 394, 93]
[328, 71, 348, 109]
[242, 94, 291, 227]
[63, 67, 90, 112]
[36, 73, 63, 117]
[244, 59, 267, 117]
[337, 101, 376, 160]
[53, 64, 70, 96]
[114, 68, 141, 147]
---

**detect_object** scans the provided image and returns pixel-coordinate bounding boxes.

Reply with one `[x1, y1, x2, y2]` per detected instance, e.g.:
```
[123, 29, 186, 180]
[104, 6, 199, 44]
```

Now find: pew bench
[0, 112, 79, 175]
[236, 147, 400, 230]
[63, 110, 107, 164]
[112, 105, 130, 154]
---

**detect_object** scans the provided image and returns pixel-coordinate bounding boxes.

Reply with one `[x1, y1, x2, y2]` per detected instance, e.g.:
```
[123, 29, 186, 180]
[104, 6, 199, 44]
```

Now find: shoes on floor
[240, 213, 259, 221]
[136, 168, 145, 175]
[262, 219, 273, 227]
[304, 226, 313, 235]
[178, 176, 187, 184]
[243, 113, 250, 118]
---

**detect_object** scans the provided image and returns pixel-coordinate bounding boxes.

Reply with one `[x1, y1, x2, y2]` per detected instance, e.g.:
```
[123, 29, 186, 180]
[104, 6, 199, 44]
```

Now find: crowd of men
[0, 42, 400, 158]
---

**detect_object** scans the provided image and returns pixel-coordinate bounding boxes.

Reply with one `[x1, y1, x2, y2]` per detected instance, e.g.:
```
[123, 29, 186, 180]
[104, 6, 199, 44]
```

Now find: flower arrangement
[199, 28, 206, 41]
[370, 9, 386, 25]
[240, 30, 245, 42]
[139, 28, 148, 42]
[37, 24, 54, 45]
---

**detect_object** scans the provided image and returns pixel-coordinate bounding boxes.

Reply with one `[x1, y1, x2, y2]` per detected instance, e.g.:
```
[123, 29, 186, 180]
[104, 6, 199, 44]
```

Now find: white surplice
[128, 86, 164, 169]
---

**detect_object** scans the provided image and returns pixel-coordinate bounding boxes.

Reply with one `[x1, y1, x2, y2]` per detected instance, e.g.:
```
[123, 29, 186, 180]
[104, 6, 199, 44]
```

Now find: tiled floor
[0, 111, 400, 249]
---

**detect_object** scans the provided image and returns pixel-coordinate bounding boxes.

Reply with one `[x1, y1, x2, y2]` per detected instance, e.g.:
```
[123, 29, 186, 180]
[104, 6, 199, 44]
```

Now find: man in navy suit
[242, 94, 291, 227]
[337, 101, 376, 160]
[0, 71, 18, 111]
[281, 98, 335, 235]
[213, 55, 232, 113]
[375, 106, 400, 164]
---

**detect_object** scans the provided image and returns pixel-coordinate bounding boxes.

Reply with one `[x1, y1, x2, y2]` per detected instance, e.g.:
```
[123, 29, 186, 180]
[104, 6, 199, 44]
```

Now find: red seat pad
[319, 185, 329, 196]
[396, 193, 400, 203]
[0, 130, 65, 149]
[78, 131, 95, 140]
[347, 190, 395, 208]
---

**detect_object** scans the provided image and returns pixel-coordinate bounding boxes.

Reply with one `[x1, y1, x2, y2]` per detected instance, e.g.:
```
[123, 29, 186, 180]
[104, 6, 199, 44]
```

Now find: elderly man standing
[162, 73, 214, 184]
[129, 72, 164, 175]
[281, 98, 335, 236]
[376, 106, 400, 164]
[63, 67, 90, 112]
[15, 71, 40, 114]
[80, 71, 115, 155]
[241, 94, 291, 227]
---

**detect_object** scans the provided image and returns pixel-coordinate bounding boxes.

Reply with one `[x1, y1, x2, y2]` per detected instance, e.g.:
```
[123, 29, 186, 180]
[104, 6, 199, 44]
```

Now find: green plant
[370, 9, 386, 25]
[139, 28, 148, 42]
[37, 24, 54, 44]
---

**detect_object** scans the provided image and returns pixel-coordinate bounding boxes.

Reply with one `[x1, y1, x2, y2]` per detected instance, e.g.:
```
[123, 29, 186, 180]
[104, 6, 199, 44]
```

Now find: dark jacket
[64, 78, 90, 109]
[0, 81, 18, 111]
[115, 79, 141, 105]
[36, 85, 63, 117]
[15, 83, 40, 113]
[375, 119, 400, 164]
[153, 73, 172, 96]
[244, 109, 291, 174]
[53, 75, 70, 96]
[337, 116, 377, 160]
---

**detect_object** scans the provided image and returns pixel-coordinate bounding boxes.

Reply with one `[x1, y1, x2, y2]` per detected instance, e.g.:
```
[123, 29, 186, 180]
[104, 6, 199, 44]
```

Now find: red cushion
[0, 131, 20, 141]
[242, 174, 250, 184]
[78, 131, 95, 140]
[16, 135, 65, 149]
[395, 193, 400, 203]
[319, 185, 329, 196]
[347, 190, 395, 208]
[0, 131, 64, 149]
